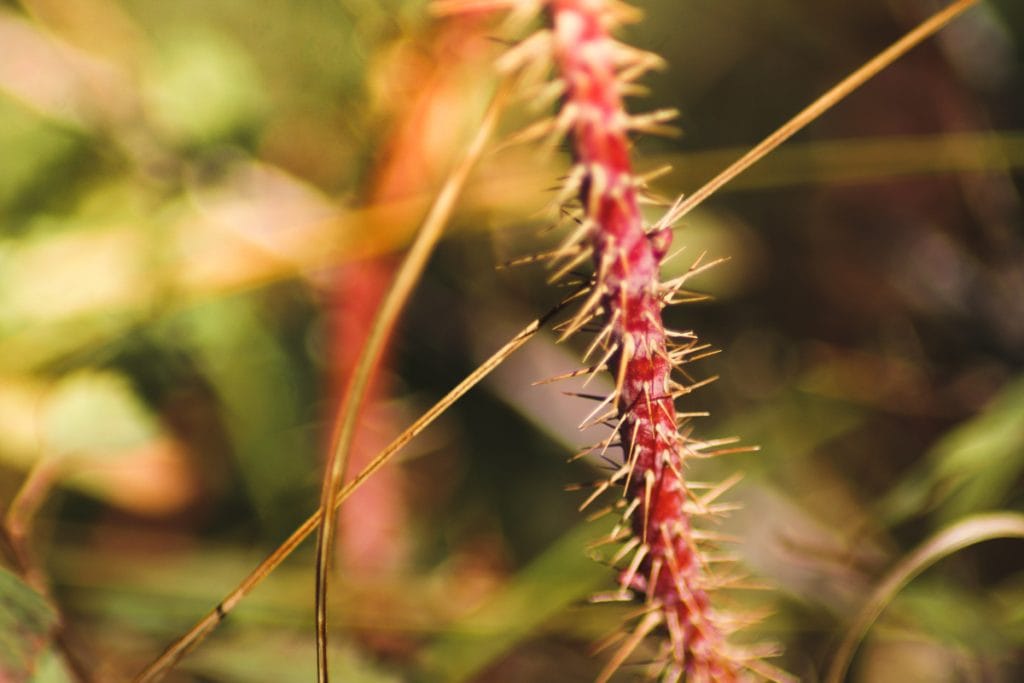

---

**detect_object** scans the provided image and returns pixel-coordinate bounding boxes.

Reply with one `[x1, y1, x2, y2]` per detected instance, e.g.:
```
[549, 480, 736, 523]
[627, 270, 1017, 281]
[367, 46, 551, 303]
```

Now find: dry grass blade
[3, 459, 60, 596]
[130, 294, 574, 683]
[312, 85, 506, 682]
[826, 512, 1024, 683]
[659, 0, 980, 227]
[2, 459, 91, 683]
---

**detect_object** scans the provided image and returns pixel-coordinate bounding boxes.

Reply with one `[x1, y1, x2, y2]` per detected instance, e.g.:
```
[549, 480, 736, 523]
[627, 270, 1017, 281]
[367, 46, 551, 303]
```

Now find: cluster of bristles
[438, 1, 791, 681]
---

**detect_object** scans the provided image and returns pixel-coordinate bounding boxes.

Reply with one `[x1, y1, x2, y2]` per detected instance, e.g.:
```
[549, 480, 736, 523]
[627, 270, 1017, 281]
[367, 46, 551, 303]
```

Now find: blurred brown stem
[4, 458, 59, 593]
[2, 457, 93, 683]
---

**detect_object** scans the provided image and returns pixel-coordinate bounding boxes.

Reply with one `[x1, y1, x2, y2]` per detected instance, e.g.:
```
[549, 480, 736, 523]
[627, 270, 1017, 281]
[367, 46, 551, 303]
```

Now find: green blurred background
[0, 0, 1022, 681]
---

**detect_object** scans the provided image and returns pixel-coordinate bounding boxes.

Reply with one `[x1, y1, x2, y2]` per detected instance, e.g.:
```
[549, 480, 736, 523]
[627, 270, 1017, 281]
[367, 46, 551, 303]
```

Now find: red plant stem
[328, 15, 493, 576]
[550, 1, 737, 679]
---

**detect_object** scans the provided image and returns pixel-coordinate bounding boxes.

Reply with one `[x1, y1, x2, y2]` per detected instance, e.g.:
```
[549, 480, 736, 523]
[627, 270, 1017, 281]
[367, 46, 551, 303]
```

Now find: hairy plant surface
[542, 2, 756, 679]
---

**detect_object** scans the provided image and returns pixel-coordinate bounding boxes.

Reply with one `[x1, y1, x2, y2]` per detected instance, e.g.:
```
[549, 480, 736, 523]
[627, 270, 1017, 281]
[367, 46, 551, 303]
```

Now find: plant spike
[370, 0, 982, 676]
[547, 3, 754, 678]
[442, 0, 764, 678]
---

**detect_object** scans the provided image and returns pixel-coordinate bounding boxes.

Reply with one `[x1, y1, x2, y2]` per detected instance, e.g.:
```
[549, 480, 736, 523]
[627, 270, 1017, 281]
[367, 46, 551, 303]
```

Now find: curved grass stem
[313, 82, 506, 682]
[827, 512, 1024, 683]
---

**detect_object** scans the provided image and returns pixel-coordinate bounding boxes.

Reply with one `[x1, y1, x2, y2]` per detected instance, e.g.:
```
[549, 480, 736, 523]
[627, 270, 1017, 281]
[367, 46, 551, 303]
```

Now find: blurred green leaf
[828, 513, 1024, 683]
[186, 634, 398, 683]
[143, 28, 267, 146]
[0, 95, 83, 221]
[653, 131, 1024, 194]
[419, 517, 613, 683]
[894, 579, 1011, 652]
[29, 649, 72, 683]
[44, 370, 159, 457]
[173, 296, 316, 532]
[993, 572, 1024, 645]
[0, 568, 57, 683]
[880, 375, 1024, 526]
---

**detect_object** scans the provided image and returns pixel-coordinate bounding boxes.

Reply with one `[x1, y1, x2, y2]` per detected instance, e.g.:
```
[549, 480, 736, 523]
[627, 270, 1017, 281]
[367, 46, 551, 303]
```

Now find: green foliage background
[0, 0, 1022, 681]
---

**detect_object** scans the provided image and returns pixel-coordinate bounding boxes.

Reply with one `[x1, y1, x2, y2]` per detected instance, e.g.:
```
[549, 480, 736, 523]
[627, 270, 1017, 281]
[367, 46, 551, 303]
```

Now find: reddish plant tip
[550, 1, 744, 681]
[434, 0, 778, 679]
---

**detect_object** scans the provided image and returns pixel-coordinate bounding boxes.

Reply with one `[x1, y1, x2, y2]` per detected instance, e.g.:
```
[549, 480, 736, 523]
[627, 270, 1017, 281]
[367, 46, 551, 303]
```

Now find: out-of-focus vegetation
[0, 0, 1022, 681]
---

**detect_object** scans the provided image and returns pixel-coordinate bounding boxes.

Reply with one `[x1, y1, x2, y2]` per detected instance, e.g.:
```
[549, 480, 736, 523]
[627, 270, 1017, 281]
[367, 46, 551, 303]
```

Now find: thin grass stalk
[661, 0, 981, 225]
[131, 293, 575, 683]
[826, 512, 1024, 683]
[313, 84, 505, 682]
